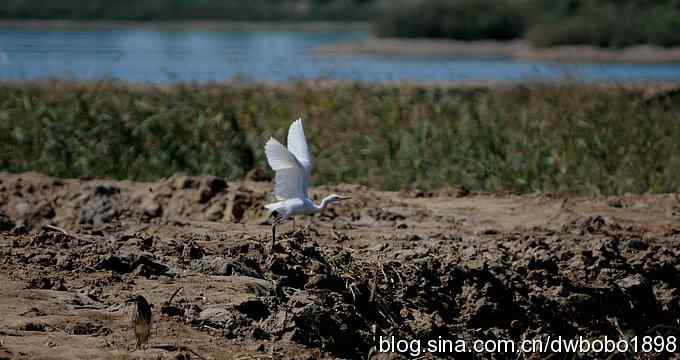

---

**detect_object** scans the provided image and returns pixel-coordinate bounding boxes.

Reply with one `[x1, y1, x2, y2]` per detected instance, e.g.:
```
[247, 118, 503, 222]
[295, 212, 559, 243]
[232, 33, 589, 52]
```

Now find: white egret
[264, 118, 350, 251]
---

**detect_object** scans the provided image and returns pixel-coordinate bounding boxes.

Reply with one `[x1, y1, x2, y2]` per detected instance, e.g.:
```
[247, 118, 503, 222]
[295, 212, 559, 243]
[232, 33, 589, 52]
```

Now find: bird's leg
[270, 214, 283, 253]
[271, 223, 276, 253]
[269, 212, 279, 254]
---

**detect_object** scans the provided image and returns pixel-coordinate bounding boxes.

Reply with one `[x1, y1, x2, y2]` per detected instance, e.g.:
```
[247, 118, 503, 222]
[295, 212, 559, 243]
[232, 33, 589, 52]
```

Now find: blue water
[1, 28, 680, 83]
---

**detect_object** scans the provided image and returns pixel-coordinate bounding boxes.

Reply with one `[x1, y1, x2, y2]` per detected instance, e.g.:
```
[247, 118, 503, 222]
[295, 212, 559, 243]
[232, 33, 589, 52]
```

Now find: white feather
[265, 137, 307, 200]
[286, 118, 313, 173]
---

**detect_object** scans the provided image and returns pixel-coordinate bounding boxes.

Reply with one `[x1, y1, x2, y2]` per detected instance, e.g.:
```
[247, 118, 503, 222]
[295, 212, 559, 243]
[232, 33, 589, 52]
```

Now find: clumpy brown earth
[1, 172, 680, 359]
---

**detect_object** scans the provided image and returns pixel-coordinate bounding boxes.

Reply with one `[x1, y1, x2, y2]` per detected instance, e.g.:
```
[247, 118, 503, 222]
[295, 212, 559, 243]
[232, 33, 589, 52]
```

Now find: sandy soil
[315, 38, 680, 63]
[1, 172, 680, 359]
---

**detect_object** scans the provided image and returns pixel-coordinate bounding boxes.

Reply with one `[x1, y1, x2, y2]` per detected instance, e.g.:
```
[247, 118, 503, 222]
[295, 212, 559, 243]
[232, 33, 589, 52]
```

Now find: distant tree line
[377, 0, 680, 48]
[2, 0, 679, 47]
[0, 0, 380, 21]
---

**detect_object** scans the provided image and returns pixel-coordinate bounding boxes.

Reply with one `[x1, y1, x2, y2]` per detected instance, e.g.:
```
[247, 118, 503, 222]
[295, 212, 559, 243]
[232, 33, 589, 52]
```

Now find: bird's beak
[338, 196, 351, 200]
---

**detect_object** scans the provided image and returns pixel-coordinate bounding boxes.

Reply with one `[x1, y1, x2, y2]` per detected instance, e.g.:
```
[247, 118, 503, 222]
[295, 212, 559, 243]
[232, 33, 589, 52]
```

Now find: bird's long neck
[315, 196, 334, 212]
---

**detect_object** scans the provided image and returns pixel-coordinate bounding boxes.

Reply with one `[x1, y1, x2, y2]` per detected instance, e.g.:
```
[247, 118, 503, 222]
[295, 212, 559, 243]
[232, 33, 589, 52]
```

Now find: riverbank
[4, 19, 680, 64]
[316, 38, 680, 63]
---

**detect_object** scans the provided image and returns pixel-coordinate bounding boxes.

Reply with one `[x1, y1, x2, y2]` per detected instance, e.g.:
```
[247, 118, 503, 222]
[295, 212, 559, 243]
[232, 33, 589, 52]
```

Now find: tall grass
[1, 81, 679, 195]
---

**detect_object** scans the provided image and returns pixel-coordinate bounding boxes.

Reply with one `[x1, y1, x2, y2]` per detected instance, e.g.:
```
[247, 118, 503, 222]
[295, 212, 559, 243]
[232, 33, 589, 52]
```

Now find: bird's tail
[264, 203, 276, 211]
[264, 202, 282, 213]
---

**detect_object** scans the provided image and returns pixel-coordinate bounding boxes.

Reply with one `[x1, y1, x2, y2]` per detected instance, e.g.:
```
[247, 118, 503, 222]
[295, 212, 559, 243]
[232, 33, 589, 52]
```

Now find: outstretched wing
[265, 137, 308, 200]
[287, 118, 313, 173]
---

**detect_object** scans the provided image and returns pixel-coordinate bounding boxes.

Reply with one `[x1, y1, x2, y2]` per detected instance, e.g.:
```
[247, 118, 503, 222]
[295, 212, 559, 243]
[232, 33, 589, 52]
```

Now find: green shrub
[373, 0, 680, 48]
[374, 0, 526, 40]
[527, 1, 680, 48]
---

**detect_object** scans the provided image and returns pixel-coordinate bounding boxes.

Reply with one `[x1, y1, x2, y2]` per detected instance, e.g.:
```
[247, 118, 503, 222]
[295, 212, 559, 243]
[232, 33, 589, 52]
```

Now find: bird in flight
[264, 118, 350, 251]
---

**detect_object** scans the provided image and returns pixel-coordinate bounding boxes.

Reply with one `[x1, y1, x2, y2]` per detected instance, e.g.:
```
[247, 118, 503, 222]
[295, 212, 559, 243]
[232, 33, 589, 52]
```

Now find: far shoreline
[2, 19, 680, 64]
[315, 38, 680, 64]
[0, 19, 370, 32]
[1, 78, 679, 94]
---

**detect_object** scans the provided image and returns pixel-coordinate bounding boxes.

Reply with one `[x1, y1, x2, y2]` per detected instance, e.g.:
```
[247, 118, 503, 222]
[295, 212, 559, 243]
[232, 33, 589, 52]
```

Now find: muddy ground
[1, 172, 680, 359]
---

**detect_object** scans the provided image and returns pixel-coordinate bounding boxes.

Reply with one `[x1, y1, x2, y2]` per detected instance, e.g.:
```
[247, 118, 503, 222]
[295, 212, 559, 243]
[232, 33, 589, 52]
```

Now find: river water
[1, 27, 680, 83]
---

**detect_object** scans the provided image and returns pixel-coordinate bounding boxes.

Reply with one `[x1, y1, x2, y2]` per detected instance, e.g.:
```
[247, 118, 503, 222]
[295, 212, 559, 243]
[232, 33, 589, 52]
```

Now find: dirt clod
[0, 212, 15, 231]
[1, 172, 680, 359]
